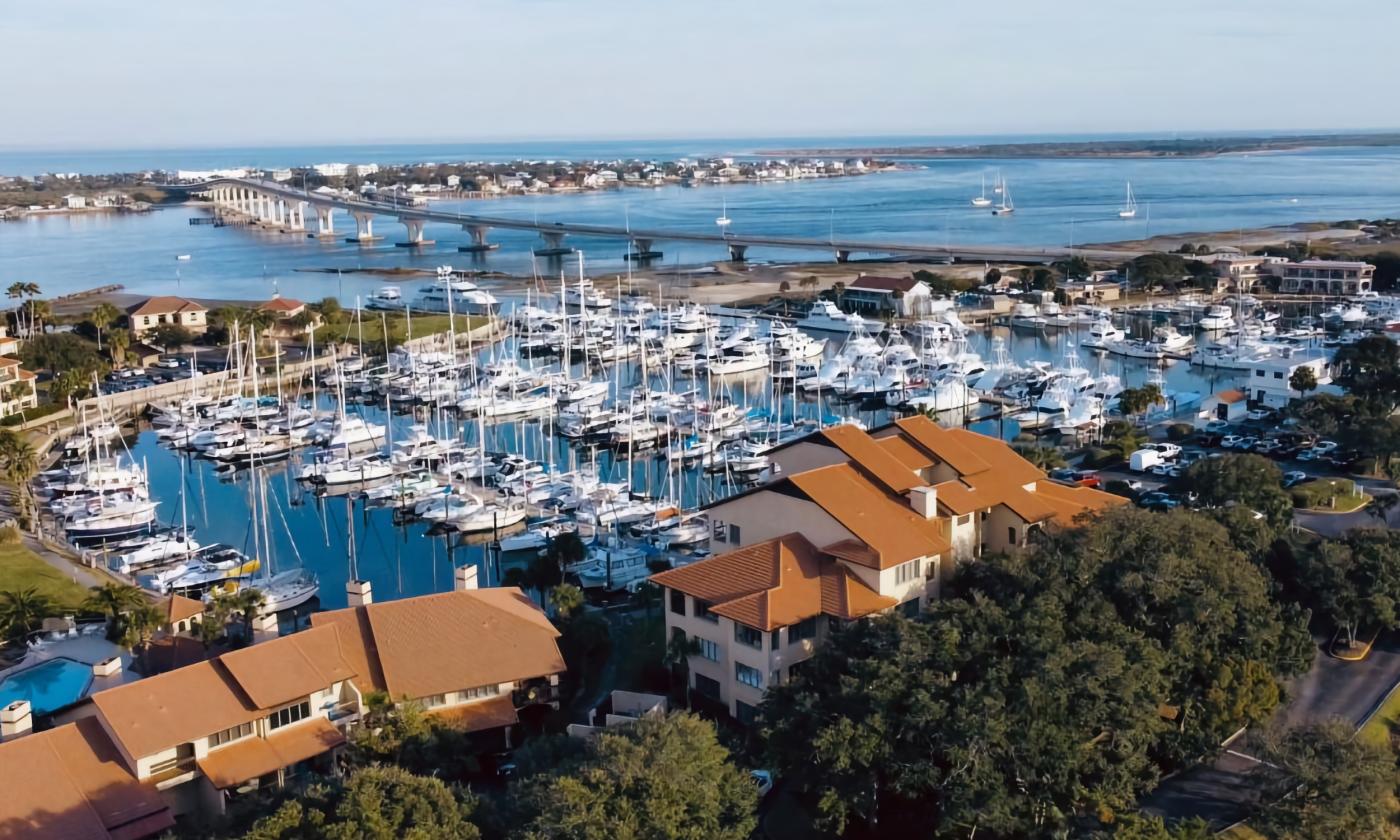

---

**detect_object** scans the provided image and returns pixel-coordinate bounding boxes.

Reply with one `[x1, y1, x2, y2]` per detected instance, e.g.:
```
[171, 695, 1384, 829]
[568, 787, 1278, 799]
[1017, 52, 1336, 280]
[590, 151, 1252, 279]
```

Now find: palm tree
[119, 603, 165, 660]
[85, 583, 145, 632]
[0, 588, 53, 644]
[88, 302, 121, 351]
[549, 583, 584, 619]
[107, 329, 131, 370]
[1104, 426, 1149, 463]
[7, 282, 39, 337]
[22, 298, 49, 337]
[663, 632, 701, 709]
[1, 436, 38, 531]
[5, 383, 28, 421]
[1015, 445, 1067, 471]
[230, 587, 266, 640]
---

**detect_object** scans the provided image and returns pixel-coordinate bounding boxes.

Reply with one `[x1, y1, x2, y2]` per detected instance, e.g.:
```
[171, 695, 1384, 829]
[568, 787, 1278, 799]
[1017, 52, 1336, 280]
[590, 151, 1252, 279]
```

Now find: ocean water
[2, 143, 1398, 303]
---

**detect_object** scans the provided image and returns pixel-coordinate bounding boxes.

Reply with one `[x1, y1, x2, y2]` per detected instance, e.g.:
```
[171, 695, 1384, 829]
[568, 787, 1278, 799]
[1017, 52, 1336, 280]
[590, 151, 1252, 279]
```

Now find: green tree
[550, 583, 584, 619]
[106, 329, 131, 369]
[147, 322, 193, 350]
[87, 302, 121, 351]
[1332, 335, 1400, 410]
[831, 281, 846, 307]
[243, 765, 480, 840]
[85, 582, 144, 632]
[1103, 424, 1149, 463]
[1180, 454, 1293, 528]
[118, 602, 164, 659]
[512, 713, 756, 840]
[1099, 813, 1213, 839]
[1302, 529, 1400, 647]
[1053, 255, 1092, 280]
[0, 587, 53, 643]
[1288, 365, 1318, 401]
[317, 296, 343, 321]
[662, 631, 700, 709]
[1253, 721, 1393, 840]
[0, 434, 39, 530]
[1117, 385, 1164, 424]
[1014, 444, 1067, 471]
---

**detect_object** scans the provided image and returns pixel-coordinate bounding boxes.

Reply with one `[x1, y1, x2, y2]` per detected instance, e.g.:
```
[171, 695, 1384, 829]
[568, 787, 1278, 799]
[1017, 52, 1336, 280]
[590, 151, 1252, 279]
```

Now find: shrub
[1081, 447, 1116, 469]
[1166, 423, 1195, 441]
[0, 524, 20, 545]
[1291, 479, 1356, 509]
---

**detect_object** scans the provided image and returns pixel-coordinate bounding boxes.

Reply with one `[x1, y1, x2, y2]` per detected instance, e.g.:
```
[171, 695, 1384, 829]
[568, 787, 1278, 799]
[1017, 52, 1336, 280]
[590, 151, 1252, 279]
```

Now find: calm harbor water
[2, 144, 1399, 302]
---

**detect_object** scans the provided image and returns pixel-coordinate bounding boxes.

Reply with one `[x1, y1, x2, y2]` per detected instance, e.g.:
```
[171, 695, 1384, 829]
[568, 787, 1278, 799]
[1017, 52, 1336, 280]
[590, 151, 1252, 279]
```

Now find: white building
[62, 194, 87, 209]
[268, 169, 293, 182]
[1245, 349, 1334, 408]
[843, 275, 942, 318]
[312, 163, 349, 178]
[352, 163, 379, 177]
[1276, 259, 1375, 296]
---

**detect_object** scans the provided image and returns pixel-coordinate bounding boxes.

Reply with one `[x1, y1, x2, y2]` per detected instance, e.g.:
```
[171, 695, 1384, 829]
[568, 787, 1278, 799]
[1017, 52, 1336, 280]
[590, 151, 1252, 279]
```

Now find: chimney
[346, 579, 373, 607]
[1, 700, 32, 741]
[908, 485, 938, 519]
[454, 564, 479, 591]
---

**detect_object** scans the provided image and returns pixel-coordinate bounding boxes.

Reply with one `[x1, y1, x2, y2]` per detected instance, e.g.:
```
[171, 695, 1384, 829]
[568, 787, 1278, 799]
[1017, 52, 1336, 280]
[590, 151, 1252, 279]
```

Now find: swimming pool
[0, 658, 93, 716]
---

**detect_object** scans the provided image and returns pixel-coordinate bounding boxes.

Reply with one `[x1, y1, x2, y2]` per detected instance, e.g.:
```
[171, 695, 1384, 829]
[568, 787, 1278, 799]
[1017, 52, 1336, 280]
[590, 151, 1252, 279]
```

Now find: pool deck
[0, 629, 139, 698]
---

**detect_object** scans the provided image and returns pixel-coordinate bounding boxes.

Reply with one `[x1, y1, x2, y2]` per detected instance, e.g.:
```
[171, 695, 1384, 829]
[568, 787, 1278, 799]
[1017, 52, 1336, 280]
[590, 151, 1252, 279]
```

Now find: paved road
[1142, 632, 1400, 828]
[1294, 486, 1399, 537]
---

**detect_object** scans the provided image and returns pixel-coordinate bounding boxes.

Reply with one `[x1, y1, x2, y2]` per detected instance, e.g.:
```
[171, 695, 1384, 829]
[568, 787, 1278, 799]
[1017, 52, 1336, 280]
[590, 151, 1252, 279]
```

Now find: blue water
[0, 658, 93, 715]
[3, 144, 1398, 302]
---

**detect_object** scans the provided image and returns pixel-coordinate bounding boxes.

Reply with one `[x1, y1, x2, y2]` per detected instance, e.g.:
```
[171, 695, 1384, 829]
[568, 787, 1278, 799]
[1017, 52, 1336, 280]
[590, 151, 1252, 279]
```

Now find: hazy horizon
[5, 0, 1396, 150]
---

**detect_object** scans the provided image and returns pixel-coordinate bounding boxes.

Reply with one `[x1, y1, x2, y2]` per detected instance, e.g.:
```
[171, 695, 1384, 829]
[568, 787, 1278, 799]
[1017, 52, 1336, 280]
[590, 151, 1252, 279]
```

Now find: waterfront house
[256, 295, 320, 339]
[126, 297, 208, 340]
[1275, 259, 1374, 295]
[63, 194, 87, 210]
[842, 275, 937, 318]
[0, 324, 21, 356]
[653, 416, 1122, 721]
[0, 356, 39, 418]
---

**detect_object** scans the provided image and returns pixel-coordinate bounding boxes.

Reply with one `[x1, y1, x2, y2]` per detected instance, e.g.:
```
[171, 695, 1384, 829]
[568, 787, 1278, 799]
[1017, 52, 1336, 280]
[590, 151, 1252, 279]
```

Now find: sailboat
[971, 174, 992, 207]
[992, 178, 1015, 216]
[715, 197, 731, 231]
[1118, 180, 1138, 219]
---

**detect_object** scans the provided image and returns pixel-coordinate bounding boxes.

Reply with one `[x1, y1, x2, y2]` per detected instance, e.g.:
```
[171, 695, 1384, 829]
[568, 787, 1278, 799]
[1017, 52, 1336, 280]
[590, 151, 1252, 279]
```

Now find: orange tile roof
[651, 533, 896, 631]
[787, 464, 950, 567]
[157, 593, 204, 625]
[196, 718, 344, 790]
[1215, 389, 1247, 404]
[426, 695, 519, 733]
[311, 588, 564, 701]
[0, 718, 173, 840]
[1032, 480, 1128, 520]
[0, 356, 20, 368]
[216, 624, 356, 710]
[126, 296, 206, 317]
[818, 424, 923, 494]
[257, 297, 305, 313]
[875, 434, 935, 471]
[945, 428, 1041, 485]
[90, 660, 262, 760]
[890, 415, 991, 476]
[932, 480, 992, 516]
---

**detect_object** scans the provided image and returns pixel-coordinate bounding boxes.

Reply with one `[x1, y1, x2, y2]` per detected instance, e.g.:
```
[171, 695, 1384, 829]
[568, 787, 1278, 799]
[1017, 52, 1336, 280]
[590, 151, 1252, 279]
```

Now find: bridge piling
[458, 224, 499, 253]
[533, 230, 573, 257]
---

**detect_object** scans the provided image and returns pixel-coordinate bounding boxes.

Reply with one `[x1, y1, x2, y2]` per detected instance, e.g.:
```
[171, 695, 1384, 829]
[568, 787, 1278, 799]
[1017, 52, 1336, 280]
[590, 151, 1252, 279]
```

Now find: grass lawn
[0, 542, 91, 612]
[1359, 681, 1400, 749]
[1294, 479, 1371, 512]
[314, 314, 489, 349]
[1220, 826, 1267, 840]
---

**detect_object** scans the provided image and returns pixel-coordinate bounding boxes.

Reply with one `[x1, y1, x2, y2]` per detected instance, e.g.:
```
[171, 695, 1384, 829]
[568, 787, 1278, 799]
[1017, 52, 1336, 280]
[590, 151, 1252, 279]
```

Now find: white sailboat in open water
[992, 178, 1015, 215]
[971, 174, 992, 207]
[1118, 180, 1138, 218]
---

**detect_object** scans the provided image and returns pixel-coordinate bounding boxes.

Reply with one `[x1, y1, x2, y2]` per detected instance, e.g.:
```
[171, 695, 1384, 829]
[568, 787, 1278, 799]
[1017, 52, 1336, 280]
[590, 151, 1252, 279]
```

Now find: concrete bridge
[182, 177, 1140, 265]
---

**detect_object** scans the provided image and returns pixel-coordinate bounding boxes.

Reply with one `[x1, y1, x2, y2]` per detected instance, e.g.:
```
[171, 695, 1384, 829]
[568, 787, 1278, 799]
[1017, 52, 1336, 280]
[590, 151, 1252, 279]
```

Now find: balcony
[513, 679, 560, 708]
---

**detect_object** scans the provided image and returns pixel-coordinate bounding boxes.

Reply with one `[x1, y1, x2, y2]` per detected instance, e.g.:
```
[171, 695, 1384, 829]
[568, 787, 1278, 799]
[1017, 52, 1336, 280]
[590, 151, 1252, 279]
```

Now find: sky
[1, 0, 1396, 150]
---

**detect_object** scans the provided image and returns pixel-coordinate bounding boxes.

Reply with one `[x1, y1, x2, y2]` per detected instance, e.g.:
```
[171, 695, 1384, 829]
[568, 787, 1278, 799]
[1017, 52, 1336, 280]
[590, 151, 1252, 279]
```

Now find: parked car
[1282, 471, 1309, 488]
[1246, 408, 1276, 421]
[1203, 420, 1231, 434]
[1148, 442, 1183, 459]
[1137, 491, 1181, 511]
[1220, 434, 1246, 449]
[1313, 440, 1339, 454]
[1253, 439, 1283, 456]
[1071, 470, 1101, 488]
[1049, 467, 1077, 483]
[1196, 433, 1224, 448]
[1179, 449, 1207, 465]
[1237, 436, 1260, 451]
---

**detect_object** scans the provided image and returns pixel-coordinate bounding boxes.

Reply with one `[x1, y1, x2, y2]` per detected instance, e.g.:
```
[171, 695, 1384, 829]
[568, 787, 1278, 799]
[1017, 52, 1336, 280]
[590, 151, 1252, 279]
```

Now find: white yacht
[1081, 318, 1125, 349]
[413, 276, 499, 316]
[1197, 304, 1236, 331]
[1009, 302, 1044, 329]
[794, 300, 881, 334]
[365, 286, 404, 311]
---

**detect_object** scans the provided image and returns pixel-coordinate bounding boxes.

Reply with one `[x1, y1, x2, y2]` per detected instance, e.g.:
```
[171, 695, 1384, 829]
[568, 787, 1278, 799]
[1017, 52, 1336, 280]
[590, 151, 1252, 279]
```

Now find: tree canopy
[1179, 453, 1293, 528]
[508, 713, 757, 840]
[241, 765, 478, 840]
[760, 507, 1312, 837]
[1332, 335, 1400, 410]
[1253, 721, 1394, 840]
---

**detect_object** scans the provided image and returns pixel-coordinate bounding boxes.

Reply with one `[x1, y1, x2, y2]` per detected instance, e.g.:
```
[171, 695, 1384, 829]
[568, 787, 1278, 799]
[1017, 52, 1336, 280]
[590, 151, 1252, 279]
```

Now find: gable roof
[156, 594, 203, 626]
[1215, 389, 1247, 405]
[888, 415, 991, 476]
[0, 718, 173, 840]
[217, 625, 356, 710]
[126, 296, 206, 317]
[311, 588, 564, 700]
[257, 297, 305, 313]
[651, 533, 895, 631]
[787, 464, 950, 567]
[847, 275, 922, 293]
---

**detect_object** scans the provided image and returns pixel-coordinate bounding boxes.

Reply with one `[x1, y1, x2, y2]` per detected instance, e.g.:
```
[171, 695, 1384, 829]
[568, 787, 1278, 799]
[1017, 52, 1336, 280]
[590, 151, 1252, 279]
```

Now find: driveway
[1142, 632, 1400, 827]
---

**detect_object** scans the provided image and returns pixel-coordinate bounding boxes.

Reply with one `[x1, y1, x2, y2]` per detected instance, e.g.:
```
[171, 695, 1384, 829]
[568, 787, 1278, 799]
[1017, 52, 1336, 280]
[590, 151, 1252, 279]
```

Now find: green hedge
[1290, 478, 1356, 509]
[0, 402, 69, 427]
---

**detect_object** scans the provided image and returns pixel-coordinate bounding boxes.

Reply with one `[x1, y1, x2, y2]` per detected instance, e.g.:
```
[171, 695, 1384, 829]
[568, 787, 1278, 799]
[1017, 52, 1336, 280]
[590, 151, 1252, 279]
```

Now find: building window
[267, 700, 311, 731]
[1008, 527, 1018, 546]
[463, 684, 500, 700]
[958, 514, 971, 525]
[695, 674, 721, 700]
[695, 600, 718, 623]
[735, 700, 758, 725]
[789, 617, 817, 643]
[770, 629, 781, 649]
[425, 694, 448, 708]
[1254, 369, 1264, 377]
[895, 558, 923, 584]
[900, 597, 921, 618]
[697, 637, 719, 662]
[208, 721, 253, 748]
[1273, 371, 1284, 380]
[734, 624, 763, 650]
[712, 519, 727, 543]
[669, 589, 685, 615]
[729, 524, 741, 545]
[735, 663, 763, 689]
